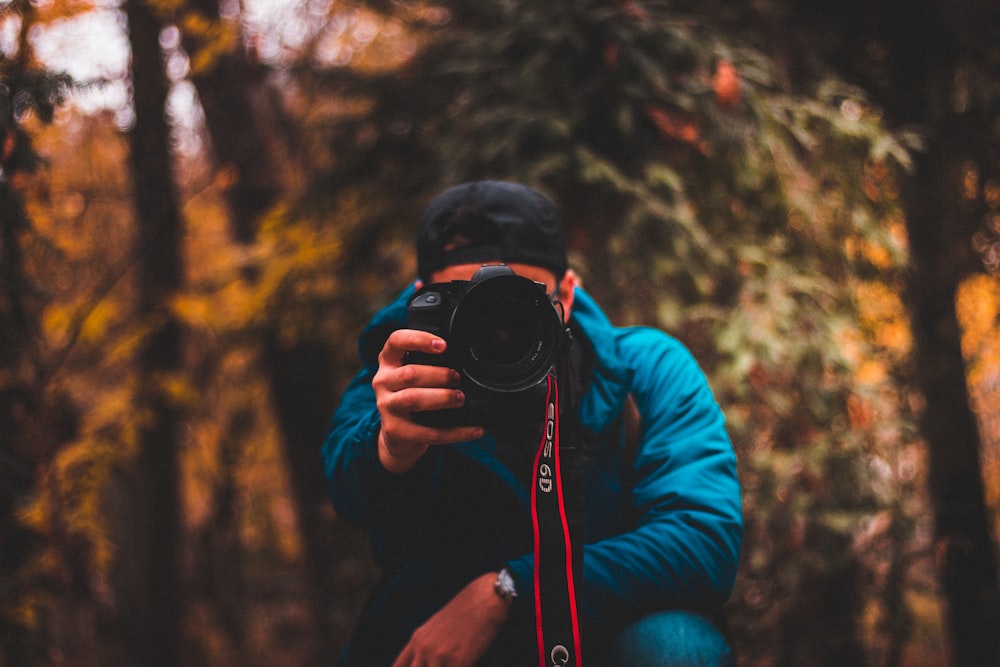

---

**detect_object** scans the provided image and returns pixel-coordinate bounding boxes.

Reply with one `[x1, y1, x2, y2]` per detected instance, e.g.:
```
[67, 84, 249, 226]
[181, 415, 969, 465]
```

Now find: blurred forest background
[1, 0, 999, 665]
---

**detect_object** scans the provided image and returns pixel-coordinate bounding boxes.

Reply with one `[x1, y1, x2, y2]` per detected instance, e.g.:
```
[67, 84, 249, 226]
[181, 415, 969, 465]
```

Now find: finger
[380, 328, 446, 367]
[390, 643, 412, 667]
[430, 424, 485, 446]
[380, 364, 461, 394]
[382, 424, 484, 452]
[381, 417, 483, 450]
[380, 387, 467, 419]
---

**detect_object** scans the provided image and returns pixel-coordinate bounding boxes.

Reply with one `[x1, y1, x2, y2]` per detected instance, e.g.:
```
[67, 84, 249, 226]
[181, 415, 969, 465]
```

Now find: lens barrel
[450, 273, 562, 392]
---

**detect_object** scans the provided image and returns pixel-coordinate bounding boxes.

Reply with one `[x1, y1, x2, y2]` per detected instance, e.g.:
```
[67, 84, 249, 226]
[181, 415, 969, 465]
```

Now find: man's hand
[373, 329, 484, 473]
[392, 572, 511, 667]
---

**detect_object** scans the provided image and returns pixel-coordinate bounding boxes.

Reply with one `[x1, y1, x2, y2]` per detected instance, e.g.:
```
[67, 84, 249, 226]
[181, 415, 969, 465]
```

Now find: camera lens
[450, 274, 562, 392]
[469, 297, 541, 363]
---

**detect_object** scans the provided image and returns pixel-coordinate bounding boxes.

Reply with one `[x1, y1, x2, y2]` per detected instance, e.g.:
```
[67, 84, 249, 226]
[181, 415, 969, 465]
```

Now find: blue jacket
[323, 284, 742, 656]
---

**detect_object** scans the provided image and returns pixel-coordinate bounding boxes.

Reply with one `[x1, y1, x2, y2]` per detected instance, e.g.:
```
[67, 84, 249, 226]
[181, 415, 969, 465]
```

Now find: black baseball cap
[416, 181, 568, 281]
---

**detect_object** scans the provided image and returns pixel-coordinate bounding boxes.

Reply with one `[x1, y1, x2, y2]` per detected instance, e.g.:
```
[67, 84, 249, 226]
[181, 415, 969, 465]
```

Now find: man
[323, 181, 742, 666]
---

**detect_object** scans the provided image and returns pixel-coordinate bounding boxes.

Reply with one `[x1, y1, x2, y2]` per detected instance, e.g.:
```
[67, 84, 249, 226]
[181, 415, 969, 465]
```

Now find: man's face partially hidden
[427, 262, 578, 322]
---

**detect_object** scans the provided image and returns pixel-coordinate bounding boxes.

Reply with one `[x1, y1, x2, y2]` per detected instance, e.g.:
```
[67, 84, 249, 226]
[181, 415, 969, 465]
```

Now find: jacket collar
[566, 288, 634, 434]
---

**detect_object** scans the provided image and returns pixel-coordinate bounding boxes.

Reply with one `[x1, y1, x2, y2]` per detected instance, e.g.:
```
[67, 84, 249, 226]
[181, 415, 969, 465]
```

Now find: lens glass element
[450, 274, 562, 392]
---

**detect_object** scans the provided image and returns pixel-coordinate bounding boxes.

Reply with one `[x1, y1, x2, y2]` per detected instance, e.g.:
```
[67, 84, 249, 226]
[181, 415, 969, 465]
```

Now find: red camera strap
[531, 375, 582, 666]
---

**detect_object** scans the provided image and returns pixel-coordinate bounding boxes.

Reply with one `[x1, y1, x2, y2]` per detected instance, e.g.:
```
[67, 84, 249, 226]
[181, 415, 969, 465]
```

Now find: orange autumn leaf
[645, 104, 708, 154]
[713, 59, 741, 111]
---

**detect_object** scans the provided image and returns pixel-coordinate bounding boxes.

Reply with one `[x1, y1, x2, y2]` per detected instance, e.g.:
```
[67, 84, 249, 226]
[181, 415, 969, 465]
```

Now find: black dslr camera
[406, 264, 567, 437]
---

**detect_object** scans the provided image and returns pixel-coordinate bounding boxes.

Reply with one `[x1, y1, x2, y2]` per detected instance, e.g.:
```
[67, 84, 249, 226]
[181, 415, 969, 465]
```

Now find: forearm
[504, 508, 741, 625]
[323, 369, 430, 526]
[393, 572, 511, 667]
[378, 428, 429, 473]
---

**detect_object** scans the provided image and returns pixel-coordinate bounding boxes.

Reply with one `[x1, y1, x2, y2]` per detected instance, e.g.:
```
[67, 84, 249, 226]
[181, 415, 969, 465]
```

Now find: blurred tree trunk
[882, 1, 1000, 664]
[0, 37, 37, 652]
[0, 126, 43, 667]
[125, 1, 185, 665]
[180, 1, 341, 661]
[773, 0, 1000, 660]
[182, 0, 280, 244]
[0, 8, 77, 662]
[902, 134, 1000, 667]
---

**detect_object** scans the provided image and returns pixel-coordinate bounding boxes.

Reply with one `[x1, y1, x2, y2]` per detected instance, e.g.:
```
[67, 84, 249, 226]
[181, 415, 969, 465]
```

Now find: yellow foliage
[158, 370, 200, 409]
[12, 590, 49, 633]
[181, 11, 240, 76]
[105, 321, 157, 367]
[51, 437, 120, 572]
[956, 273, 1000, 359]
[17, 491, 49, 534]
[79, 299, 119, 345]
[180, 7, 214, 35]
[856, 359, 888, 385]
[146, 0, 187, 16]
[901, 590, 948, 666]
[874, 320, 911, 351]
[18, 432, 127, 594]
[854, 280, 911, 354]
[42, 302, 75, 342]
[74, 377, 145, 458]
[956, 274, 1000, 539]
[26, 0, 98, 24]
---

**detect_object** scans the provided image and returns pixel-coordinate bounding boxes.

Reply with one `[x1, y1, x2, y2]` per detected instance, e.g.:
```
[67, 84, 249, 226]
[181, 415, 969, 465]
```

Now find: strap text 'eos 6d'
[531, 375, 582, 666]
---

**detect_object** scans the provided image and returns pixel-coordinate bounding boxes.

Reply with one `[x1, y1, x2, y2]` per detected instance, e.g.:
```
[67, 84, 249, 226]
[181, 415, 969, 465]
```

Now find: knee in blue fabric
[605, 610, 734, 667]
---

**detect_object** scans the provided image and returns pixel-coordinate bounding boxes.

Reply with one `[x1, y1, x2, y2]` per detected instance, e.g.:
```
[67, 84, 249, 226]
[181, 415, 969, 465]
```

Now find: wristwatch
[494, 567, 518, 603]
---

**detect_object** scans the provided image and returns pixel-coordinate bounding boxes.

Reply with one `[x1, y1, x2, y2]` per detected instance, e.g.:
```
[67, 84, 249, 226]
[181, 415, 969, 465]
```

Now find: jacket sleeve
[506, 328, 743, 625]
[321, 286, 438, 535]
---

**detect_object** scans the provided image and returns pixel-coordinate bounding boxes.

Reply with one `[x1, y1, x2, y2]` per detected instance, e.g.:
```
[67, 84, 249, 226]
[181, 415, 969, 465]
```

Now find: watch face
[495, 568, 517, 602]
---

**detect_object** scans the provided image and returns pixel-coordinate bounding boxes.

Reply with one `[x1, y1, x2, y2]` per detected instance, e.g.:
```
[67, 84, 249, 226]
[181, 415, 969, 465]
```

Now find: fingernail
[432, 338, 446, 351]
[455, 391, 465, 404]
[450, 370, 461, 385]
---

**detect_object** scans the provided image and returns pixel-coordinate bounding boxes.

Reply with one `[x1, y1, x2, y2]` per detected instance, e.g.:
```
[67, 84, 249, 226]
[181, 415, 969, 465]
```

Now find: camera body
[406, 264, 566, 437]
